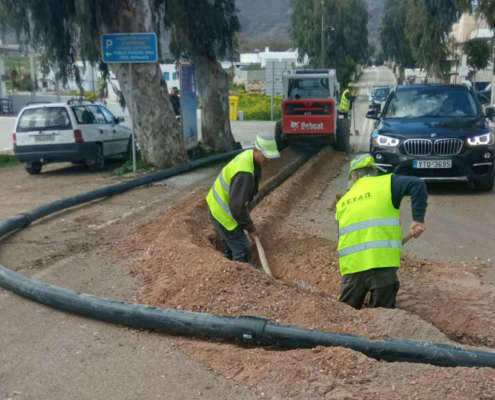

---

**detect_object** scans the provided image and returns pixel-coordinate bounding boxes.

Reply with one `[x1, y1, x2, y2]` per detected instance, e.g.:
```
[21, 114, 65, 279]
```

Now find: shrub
[237, 92, 282, 121]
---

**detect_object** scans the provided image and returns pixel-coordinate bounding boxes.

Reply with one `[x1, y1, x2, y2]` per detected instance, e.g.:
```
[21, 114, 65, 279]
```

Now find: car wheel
[474, 171, 494, 192]
[88, 144, 105, 172]
[275, 120, 287, 150]
[335, 118, 350, 152]
[25, 161, 42, 175]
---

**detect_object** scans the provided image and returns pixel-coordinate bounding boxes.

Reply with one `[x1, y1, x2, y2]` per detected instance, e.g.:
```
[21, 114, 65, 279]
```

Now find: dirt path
[0, 160, 264, 400]
[2, 142, 495, 399]
[115, 148, 495, 399]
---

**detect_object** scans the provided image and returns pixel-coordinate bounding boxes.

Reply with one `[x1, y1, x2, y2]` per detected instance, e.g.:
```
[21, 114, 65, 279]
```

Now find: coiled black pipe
[0, 149, 242, 236]
[1, 263, 495, 368]
[1, 149, 495, 368]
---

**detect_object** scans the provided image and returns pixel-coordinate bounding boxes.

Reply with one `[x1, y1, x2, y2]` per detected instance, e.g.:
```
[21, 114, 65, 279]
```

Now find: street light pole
[320, 0, 325, 68]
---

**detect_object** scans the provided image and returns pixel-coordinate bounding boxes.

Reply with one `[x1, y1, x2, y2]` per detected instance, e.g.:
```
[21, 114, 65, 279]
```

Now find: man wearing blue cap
[206, 132, 280, 262]
[335, 154, 428, 309]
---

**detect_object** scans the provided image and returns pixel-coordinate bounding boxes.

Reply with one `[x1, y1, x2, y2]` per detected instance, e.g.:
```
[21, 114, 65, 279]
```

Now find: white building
[239, 47, 308, 68]
[160, 64, 180, 90]
[451, 13, 494, 83]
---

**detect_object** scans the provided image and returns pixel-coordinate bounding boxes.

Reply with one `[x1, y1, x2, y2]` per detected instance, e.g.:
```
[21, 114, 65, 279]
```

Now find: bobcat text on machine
[275, 69, 350, 151]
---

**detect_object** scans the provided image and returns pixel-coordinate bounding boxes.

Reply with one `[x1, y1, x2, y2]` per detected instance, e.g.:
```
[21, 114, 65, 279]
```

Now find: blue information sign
[101, 33, 158, 63]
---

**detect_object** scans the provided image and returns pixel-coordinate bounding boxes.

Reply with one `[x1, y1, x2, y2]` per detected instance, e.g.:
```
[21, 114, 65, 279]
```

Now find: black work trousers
[209, 213, 251, 262]
[339, 267, 399, 310]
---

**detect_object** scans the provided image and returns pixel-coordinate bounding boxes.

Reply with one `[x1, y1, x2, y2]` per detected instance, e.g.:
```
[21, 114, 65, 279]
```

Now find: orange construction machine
[275, 69, 350, 151]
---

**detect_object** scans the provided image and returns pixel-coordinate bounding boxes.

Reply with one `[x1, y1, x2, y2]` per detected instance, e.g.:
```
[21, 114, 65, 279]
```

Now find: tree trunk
[398, 65, 405, 85]
[111, 63, 186, 168]
[192, 54, 237, 152]
[104, 0, 187, 168]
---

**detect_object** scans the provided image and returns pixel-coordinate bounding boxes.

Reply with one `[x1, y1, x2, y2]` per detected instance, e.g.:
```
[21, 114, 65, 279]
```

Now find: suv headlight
[373, 134, 400, 147]
[467, 133, 494, 146]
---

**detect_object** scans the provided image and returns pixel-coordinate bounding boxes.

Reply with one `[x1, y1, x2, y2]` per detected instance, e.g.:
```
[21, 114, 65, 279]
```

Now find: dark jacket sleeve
[391, 174, 428, 222]
[229, 172, 256, 232]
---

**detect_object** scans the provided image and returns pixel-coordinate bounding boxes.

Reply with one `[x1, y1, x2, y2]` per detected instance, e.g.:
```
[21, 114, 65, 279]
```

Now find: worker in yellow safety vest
[339, 85, 357, 118]
[335, 154, 428, 309]
[206, 132, 280, 262]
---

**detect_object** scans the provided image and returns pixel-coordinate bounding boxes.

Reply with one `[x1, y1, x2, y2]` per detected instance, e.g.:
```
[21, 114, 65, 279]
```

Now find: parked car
[368, 86, 391, 112]
[367, 84, 495, 191]
[13, 99, 132, 174]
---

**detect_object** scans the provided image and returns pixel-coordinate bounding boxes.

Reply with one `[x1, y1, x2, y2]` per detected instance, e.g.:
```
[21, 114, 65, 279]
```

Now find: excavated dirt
[117, 148, 495, 399]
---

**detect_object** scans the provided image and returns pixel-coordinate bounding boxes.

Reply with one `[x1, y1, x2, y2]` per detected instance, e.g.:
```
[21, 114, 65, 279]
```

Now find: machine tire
[335, 118, 350, 152]
[25, 161, 42, 175]
[275, 120, 287, 150]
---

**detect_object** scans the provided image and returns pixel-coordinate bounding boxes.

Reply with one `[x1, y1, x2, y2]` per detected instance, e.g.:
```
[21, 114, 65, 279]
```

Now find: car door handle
[99, 129, 104, 134]
[112, 129, 116, 133]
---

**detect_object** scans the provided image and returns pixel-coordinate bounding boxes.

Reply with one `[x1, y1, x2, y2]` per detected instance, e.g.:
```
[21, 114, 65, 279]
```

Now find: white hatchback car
[13, 99, 132, 174]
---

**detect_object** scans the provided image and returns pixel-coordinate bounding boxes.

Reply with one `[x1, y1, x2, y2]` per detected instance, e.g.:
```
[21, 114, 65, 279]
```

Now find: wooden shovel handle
[253, 235, 273, 278]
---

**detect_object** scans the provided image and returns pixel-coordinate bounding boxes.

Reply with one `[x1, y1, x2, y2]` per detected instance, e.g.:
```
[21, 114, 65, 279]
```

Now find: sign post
[101, 33, 158, 172]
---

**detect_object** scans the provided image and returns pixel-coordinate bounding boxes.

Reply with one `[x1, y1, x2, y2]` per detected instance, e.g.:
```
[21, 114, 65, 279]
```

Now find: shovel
[253, 235, 273, 278]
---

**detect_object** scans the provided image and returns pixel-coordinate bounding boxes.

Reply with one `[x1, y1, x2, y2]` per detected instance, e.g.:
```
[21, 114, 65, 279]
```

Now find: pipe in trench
[1, 149, 495, 368]
[1, 262, 495, 368]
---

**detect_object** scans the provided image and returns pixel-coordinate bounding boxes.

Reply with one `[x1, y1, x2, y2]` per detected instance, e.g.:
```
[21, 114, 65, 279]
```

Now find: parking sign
[101, 33, 158, 63]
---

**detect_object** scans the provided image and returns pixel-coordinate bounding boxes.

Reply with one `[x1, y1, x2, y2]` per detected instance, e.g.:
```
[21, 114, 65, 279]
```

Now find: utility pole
[320, 0, 325, 68]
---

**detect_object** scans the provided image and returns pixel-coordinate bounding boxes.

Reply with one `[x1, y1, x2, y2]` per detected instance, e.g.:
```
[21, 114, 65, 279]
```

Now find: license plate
[34, 135, 53, 142]
[413, 159, 452, 169]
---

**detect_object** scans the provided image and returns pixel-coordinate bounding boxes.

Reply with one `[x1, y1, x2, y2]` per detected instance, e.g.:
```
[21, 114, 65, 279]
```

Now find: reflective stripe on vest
[206, 149, 255, 231]
[339, 218, 400, 236]
[335, 174, 402, 276]
[340, 89, 351, 112]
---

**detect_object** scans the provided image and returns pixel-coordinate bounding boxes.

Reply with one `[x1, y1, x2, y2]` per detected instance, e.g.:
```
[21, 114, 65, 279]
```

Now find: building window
[164, 72, 170, 81]
[172, 72, 177, 80]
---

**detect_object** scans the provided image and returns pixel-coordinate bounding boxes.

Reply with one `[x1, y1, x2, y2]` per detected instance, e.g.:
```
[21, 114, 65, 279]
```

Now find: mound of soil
[117, 148, 495, 399]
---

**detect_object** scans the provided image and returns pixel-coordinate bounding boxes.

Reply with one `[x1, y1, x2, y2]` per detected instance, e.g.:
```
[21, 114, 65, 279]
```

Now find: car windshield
[17, 107, 72, 132]
[384, 87, 478, 118]
[373, 87, 390, 101]
[288, 78, 329, 99]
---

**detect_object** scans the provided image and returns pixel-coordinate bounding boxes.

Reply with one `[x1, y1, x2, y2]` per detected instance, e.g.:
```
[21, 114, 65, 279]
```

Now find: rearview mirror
[115, 116, 125, 124]
[366, 110, 379, 120]
[485, 106, 495, 121]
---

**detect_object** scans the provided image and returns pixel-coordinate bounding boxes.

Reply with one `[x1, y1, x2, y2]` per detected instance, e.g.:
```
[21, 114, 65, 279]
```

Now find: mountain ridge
[236, 0, 384, 49]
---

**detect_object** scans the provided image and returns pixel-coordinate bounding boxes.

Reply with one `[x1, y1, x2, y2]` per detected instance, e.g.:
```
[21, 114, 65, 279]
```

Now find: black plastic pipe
[1, 149, 495, 368]
[1, 262, 495, 368]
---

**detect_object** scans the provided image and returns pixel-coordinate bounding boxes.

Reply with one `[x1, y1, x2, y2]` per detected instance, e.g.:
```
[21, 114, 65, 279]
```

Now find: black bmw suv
[367, 84, 495, 191]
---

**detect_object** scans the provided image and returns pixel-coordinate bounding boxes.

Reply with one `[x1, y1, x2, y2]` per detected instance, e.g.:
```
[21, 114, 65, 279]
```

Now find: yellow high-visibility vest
[206, 149, 255, 231]
[335, 174, 402, 276]
[339, 89, 351, 112]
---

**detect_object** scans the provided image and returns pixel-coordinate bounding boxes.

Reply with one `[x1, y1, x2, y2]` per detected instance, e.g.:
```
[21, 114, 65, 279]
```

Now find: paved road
[350, 66, 397, 153]
[347, 66, 494, 264]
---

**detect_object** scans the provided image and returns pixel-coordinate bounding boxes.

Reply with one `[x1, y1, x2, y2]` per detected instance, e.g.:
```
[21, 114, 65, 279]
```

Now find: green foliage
[464, 38, 491, 72]
[381, 0, 415, 69]
[2, 55, 33, 91]
[0, 0, 121, 86]
[405, 0, 461, 80]
[237, 93, 282, 121]
[112, 153, 154, 176]
[165, 0, 239, 60]
[0, 154, 19, 168]
[478, 0, 495, 28]
[290, 0, 368, 88]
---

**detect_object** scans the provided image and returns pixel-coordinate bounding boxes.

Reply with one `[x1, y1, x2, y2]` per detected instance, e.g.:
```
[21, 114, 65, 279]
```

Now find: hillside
[236, 0, 384, 48]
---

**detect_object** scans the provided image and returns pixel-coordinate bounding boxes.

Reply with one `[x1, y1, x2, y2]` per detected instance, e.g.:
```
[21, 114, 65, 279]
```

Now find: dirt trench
[116, 147, 495, 400]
